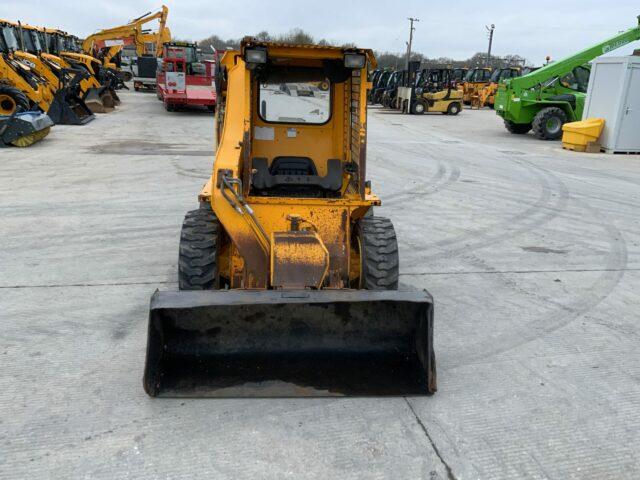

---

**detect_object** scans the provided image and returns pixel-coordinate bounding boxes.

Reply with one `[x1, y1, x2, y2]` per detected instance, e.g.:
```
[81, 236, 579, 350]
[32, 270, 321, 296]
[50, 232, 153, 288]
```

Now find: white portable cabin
[583, 56, 640, 154]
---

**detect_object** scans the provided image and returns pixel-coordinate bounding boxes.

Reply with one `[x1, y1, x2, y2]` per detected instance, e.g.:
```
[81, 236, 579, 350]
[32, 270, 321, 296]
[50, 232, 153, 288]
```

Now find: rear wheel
[504, 120, 532, 135]
[532, 107, 567, 140]
[447, 102, 461, 115]
[0, 86, 30, 115]
[178, 203, 220, 290]
[355, 216, 399, 290]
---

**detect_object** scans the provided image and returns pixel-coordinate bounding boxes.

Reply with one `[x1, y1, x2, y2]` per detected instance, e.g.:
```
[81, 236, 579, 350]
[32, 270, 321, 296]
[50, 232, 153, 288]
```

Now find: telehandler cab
[143, 39, 436, 398]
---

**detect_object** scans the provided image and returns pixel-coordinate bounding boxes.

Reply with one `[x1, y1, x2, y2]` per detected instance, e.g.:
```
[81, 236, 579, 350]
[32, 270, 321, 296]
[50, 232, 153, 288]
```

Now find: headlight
[344, 53, 365, 69]
[245, 47, 267, 65]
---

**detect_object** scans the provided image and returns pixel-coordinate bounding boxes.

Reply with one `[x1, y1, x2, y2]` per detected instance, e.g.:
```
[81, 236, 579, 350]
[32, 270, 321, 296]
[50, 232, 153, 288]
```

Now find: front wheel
[0, 85, 30, 115]
[504, 120, 532, 135]
[354, 217, 399, 290]
[178, 204, 221, 290]
[411, 100, 426, 115]
[447, 102, 461, 116]
[532, 107, 567, 140]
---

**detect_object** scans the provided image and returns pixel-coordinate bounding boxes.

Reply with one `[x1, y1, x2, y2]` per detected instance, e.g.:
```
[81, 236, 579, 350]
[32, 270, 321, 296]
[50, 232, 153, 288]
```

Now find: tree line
[195, 29, 528, 69]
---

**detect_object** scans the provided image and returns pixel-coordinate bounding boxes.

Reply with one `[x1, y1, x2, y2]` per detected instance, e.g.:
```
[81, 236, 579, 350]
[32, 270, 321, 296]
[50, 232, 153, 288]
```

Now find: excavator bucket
[47, 88, 95, 125]
[83, 87, 115, 113]
[143, 289, 436, 397]
[0, 111, 54, 147]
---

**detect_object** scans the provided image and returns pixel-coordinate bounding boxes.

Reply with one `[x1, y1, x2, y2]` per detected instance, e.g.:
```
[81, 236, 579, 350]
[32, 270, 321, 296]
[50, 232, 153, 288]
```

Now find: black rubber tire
[411, 100, 426, 115]
[0, 85, 30, 114]
[356, 217, 399, 290]
[532, 107, 567, 140]
[447, 102, 462, 116]
[504, 120, 532, 135]
[178, 204, 220, 290]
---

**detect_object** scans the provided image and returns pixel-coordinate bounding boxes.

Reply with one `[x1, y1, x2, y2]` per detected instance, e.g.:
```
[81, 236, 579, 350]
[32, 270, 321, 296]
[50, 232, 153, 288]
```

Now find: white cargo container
[583, 56, 640, 154]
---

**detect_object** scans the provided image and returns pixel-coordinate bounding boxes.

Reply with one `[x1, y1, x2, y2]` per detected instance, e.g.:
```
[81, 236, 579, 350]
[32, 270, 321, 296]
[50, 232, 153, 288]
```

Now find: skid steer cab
[143, 38, 436, 398]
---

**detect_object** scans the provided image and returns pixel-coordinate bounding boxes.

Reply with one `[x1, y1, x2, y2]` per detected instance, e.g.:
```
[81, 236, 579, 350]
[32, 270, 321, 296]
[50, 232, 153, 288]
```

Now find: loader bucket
[143, 289, 436, 397]
[47, 89, 95, 125]
[110, 88, 121, 105]
[83, 87, 115, 114]
[0, 111, 54, 147]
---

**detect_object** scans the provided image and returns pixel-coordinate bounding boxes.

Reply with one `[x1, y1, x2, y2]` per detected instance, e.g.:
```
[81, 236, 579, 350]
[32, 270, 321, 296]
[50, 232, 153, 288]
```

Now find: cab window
[258, 67, 331, 124]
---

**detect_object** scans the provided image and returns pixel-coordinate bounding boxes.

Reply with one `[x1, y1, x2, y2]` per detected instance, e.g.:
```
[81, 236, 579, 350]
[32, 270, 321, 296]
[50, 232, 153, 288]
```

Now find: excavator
[41, 28, 119, 113]
[496, 16, 640, 139]
[143, 39, 436, 398]
[81, 6, 170, 82]
[1, 20, 94, 124]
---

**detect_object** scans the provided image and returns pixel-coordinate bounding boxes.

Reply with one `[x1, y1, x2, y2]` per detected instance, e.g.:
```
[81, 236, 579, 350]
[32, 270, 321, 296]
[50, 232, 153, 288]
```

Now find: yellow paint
[207, 40, 378, 290]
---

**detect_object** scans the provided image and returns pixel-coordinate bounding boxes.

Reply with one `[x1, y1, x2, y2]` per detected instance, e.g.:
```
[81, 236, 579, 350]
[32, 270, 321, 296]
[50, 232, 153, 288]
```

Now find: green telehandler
[496, 16, 640, 140]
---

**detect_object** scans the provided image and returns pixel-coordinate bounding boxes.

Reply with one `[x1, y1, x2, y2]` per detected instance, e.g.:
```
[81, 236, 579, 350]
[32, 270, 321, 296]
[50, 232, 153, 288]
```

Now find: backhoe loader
[474, 66, 522, 109]
[43, 29, 119, 112]
[143, 39, 436, 398]
[460, 67, 492, 105]
[0, 25, 55, 144]
[2, 20, 94, 125]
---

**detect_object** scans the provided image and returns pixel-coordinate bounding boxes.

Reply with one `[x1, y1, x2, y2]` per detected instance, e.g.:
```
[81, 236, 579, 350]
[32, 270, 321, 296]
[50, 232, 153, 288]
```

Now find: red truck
[156, 42, 216, 112]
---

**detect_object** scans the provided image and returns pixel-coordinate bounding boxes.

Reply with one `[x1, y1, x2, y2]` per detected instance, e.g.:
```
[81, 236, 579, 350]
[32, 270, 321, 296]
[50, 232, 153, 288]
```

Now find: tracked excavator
[143, 39, 436, 398]
[81, 5, 170, 83]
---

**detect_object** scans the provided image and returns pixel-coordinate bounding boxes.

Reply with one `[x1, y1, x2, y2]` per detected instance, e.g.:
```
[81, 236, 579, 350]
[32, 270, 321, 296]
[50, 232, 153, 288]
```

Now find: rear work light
[344, 53, 366, 69]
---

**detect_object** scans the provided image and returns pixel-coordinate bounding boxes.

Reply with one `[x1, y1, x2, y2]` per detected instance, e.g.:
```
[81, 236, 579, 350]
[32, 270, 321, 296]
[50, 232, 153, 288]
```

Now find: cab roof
[240, 37, 376, 68]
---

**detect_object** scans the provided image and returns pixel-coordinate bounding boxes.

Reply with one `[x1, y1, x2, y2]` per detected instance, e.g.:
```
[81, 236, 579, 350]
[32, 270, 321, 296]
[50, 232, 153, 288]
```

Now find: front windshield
[490, 69, 501, 82]
[21, 30, 37, 52]
[258, 67, 331, 124]
[464, 70, 474, 81]
[560, 66, 591, 93]
[1, 26, 18, 51]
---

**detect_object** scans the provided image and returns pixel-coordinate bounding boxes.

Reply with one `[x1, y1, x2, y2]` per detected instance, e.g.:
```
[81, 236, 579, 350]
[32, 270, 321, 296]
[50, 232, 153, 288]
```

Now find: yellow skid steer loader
[143, 39, 436, 397]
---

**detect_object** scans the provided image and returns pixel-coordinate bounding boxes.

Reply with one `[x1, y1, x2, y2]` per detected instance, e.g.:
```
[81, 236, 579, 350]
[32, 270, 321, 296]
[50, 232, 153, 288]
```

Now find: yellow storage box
[562, 118, 605, 152]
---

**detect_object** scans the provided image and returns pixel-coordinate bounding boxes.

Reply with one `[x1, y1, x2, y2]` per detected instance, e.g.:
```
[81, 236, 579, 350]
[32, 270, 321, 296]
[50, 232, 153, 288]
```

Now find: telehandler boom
[496, 16, 640, 139]
[143, 39, 436, 398]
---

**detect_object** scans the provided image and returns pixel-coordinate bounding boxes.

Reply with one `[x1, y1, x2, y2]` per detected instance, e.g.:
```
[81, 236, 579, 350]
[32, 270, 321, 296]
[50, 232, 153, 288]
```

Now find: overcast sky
[5, 1, 640, 64]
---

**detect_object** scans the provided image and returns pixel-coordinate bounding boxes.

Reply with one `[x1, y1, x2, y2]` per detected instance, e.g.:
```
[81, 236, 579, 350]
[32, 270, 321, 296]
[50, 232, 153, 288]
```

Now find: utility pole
[485, 24, 495, 67]
[406, 17, 419, 69]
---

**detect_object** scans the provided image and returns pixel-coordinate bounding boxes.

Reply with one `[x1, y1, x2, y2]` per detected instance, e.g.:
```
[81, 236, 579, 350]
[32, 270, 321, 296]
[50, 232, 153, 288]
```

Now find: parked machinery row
[0, 7, 171, 147]
[368, 63, 467, 115]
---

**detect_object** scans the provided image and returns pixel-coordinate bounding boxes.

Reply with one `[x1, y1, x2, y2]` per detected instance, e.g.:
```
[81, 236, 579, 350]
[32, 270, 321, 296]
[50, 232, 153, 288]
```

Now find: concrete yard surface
[1, 90, 639, 479]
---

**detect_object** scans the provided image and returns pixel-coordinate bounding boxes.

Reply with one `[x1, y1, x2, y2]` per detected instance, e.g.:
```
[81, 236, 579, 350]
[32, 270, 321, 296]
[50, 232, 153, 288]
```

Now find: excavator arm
[81, 5, 169, 58]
